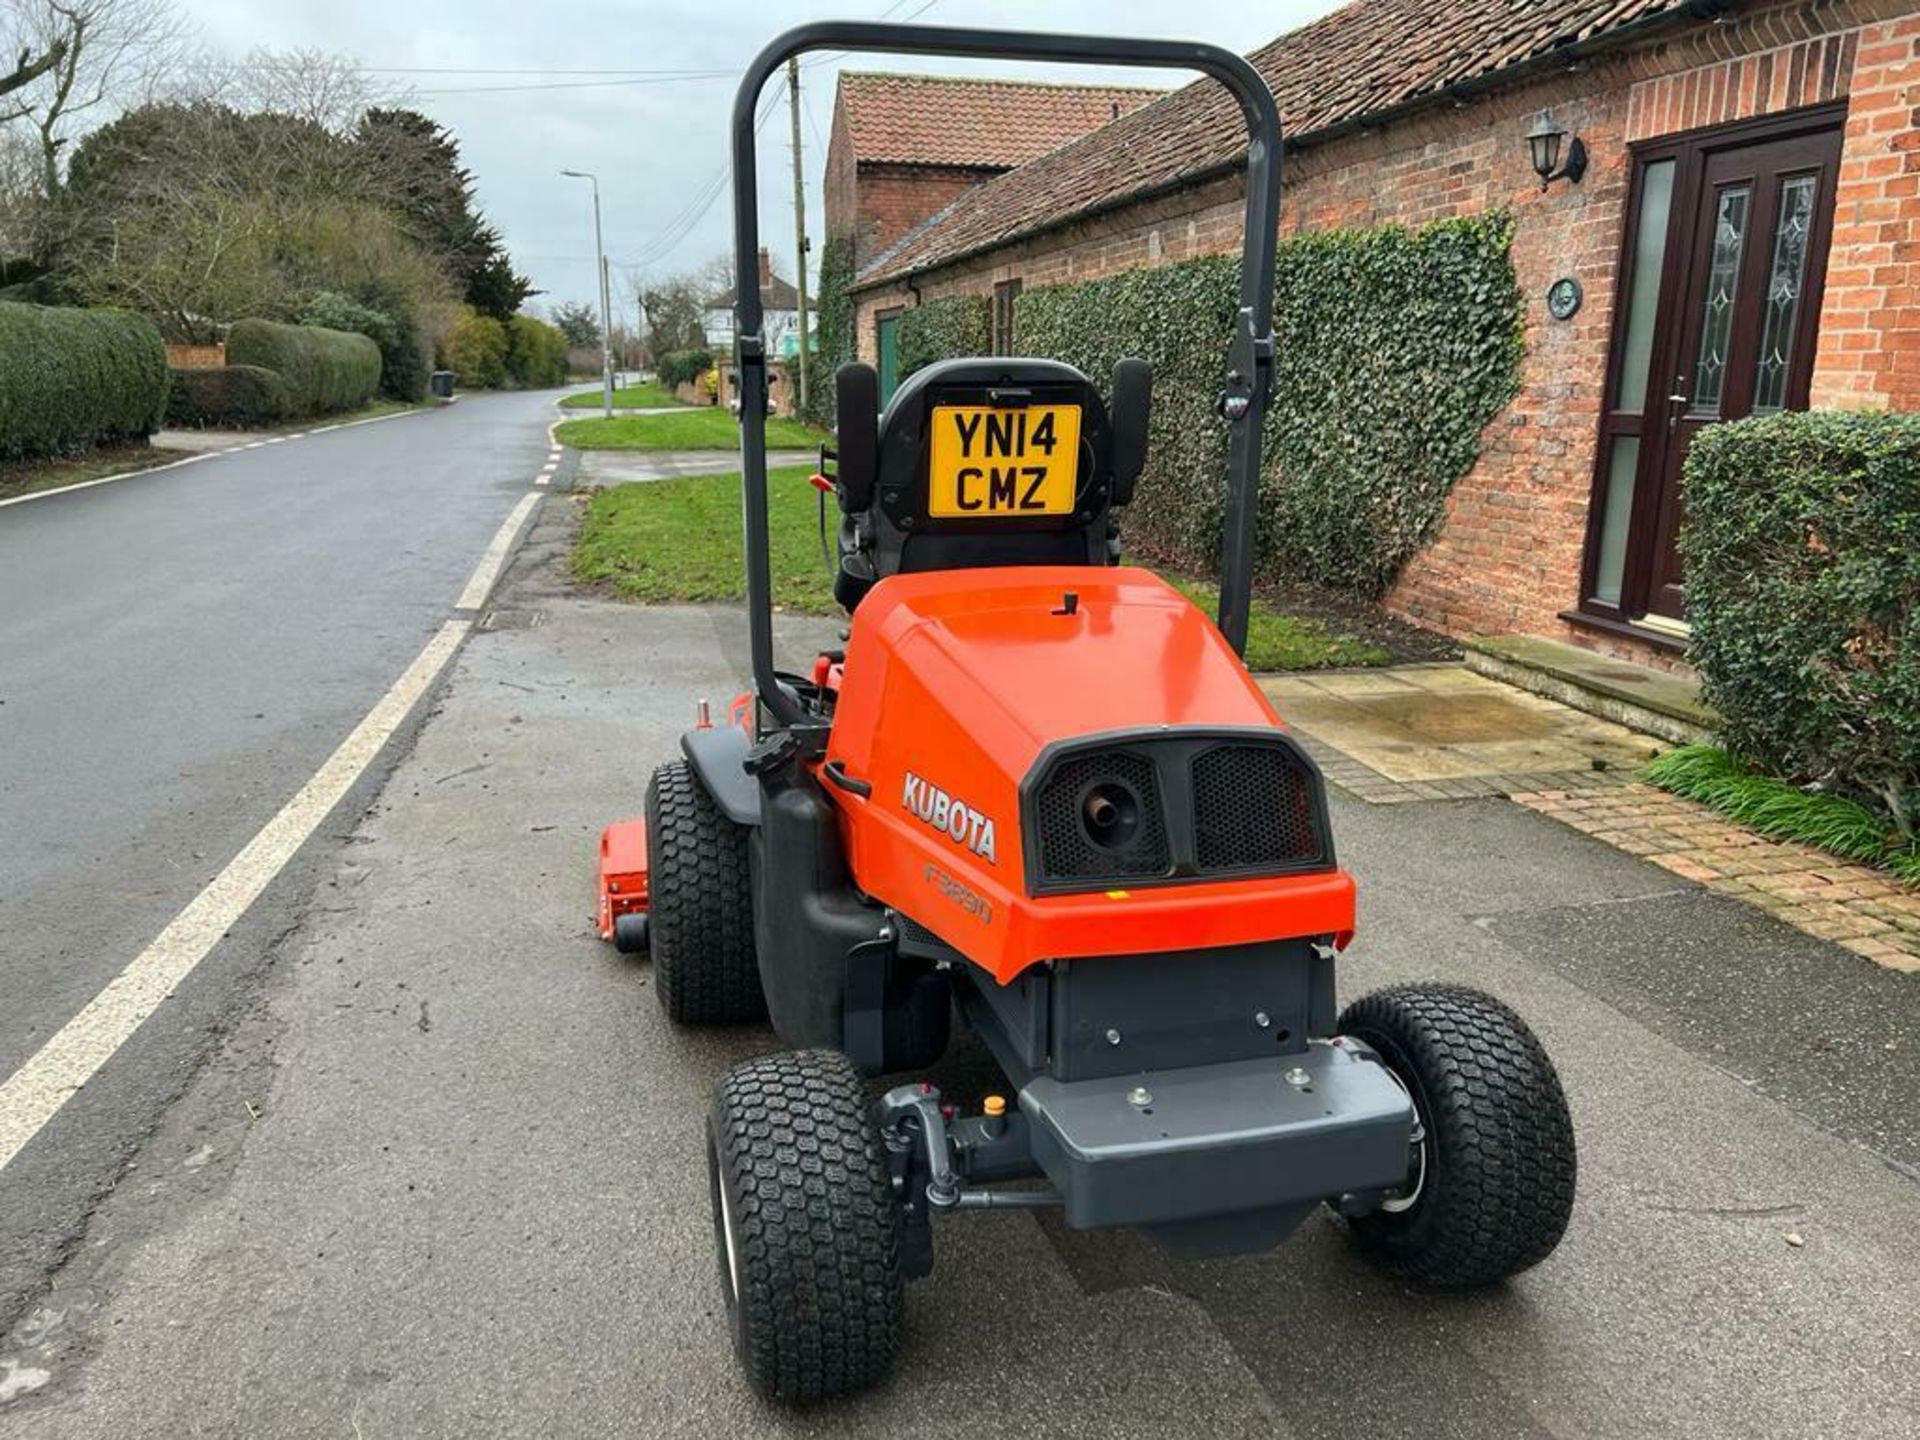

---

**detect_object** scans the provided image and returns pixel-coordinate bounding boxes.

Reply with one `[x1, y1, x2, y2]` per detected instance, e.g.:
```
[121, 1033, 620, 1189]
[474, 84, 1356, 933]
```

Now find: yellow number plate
[927, 403, 1082, 518]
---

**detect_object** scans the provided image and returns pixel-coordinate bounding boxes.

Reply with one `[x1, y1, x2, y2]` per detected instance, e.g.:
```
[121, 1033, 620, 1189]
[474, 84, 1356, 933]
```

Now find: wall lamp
[1528, 112, 1588, 190]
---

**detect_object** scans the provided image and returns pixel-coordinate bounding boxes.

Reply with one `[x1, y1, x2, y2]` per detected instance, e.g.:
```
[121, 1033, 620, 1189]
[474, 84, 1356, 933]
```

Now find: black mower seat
[831, 356, 1150, 613]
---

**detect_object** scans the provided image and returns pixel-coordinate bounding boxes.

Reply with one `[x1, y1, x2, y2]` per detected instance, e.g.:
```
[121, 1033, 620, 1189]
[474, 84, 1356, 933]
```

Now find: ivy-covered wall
[895, 294, 990, 381]
[1015, 211, 1523, 596]
[804, 234, 856, 427]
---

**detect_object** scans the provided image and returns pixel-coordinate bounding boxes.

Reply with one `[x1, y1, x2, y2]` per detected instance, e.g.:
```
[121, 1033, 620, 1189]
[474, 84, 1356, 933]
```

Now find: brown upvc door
[1579, 105, 1844, 631]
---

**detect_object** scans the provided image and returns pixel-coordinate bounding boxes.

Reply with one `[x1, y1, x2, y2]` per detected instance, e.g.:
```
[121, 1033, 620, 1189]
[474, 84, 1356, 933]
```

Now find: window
[992, 279, 1023, 356]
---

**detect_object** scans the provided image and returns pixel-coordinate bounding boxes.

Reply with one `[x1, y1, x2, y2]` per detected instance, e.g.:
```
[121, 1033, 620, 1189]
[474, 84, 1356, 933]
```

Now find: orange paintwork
[822, 566, 1357, 984]
[596, 818, 651, 940]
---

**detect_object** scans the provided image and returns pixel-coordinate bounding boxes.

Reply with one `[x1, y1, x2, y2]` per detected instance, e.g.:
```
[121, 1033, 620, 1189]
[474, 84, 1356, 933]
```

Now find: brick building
[824, 72, 1162, 272]
[846, 0, 1920, 671]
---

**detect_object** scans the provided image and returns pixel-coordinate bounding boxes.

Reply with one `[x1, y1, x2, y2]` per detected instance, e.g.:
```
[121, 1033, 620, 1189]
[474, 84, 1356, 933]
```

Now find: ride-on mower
[595, 21, 1577, 1404]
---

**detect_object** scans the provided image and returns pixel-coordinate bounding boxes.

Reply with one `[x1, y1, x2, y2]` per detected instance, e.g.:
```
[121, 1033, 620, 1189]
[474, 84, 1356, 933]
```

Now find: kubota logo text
[901, 771, 997, 865]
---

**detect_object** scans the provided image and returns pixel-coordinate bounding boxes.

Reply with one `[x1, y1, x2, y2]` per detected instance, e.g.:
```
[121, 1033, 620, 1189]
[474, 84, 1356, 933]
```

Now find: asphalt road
[3, 493, 1914, 1436]
[0, 391, 565, 1323]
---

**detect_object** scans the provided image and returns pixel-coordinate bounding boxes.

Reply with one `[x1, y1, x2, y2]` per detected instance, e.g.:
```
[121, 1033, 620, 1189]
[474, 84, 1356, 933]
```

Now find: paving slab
[1265, 665, 1660, 787]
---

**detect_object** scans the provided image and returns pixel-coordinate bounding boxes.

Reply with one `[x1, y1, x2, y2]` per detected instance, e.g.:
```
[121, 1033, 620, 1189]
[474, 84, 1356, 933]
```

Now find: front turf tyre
[708, 1050, 903, 1403]
[1338, 983, 1576, 1289]
[645, 759, 764, 1024]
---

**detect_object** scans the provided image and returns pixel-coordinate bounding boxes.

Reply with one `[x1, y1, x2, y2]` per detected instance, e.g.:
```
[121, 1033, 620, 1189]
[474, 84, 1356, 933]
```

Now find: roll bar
[731, 22, 1281, 726]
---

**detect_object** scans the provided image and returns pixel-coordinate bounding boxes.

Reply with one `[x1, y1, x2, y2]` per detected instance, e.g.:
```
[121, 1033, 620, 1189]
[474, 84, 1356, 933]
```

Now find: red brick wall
[1812, 10, 1920, 411]
[850, 0, 1918, 670]
[848, 163, 1002, 270]
[824, 100, 858, 244]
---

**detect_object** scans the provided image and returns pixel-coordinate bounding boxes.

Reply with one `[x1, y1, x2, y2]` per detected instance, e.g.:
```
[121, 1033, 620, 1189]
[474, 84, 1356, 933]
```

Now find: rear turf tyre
[1337, 983, 1576, 1289]
[645, 759, 764, 1024]
[708, 1049, 903, 1403]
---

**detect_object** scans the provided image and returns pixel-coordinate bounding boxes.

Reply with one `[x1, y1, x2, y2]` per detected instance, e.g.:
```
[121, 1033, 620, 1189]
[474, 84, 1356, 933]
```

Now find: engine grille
[1025, 733, 1332, 894]
[1192, 743, 1324, 873]
[1033, 749, 1170, 883]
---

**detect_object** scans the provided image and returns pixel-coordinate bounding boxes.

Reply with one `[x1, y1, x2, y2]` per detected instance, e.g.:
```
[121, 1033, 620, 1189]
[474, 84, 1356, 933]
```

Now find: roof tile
[856, 0, 1696, 288]
[838, 71, 1162, 171]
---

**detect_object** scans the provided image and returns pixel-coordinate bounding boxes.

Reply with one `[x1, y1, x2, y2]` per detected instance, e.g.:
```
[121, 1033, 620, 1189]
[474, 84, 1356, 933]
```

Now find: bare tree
[2, 0, 192, 199]
[0, 29, 65, 117]
[208, 47, 409, 133]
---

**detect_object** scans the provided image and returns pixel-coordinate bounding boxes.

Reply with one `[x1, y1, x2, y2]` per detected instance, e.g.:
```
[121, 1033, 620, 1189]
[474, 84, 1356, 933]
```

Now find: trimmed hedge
[301, 289, 428, 403]
[1682, 410, 1920, 843]
[0, 301, 168, 460]
[227, 318, 382, 417]
[1014, 212, 1523, 594]
[896, 294, 990, 380]
[166, 365, 293, 429]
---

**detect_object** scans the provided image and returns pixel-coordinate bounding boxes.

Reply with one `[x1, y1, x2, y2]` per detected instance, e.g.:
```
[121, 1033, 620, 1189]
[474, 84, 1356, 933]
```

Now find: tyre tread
[711, 1049, 902, 1402]
[646, 759, 764, 1024]
[1339, 982, 1576, 1288]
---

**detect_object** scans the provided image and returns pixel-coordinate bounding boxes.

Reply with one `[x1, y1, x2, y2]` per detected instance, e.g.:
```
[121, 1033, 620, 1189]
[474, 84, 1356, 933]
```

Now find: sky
[176, 0, 1346, 321]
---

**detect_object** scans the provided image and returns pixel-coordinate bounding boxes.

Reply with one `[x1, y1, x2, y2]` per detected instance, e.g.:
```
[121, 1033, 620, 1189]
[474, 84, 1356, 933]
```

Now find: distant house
[824, 72, 1162, 274]
[705, 247, 809, 359]
[846, 0, 1920, 676]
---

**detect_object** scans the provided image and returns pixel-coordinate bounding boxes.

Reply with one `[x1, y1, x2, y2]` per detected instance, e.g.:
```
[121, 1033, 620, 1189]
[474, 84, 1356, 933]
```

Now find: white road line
[534, 476, 550, 488]
[0, 452, 217, 511]
[0, 406, 432, 510]
[455, 491, 542, 611]
[0, 619, 471, 1174]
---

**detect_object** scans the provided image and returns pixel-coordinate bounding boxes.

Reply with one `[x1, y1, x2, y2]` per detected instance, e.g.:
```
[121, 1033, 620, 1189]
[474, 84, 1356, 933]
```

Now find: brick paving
[1512, 784, 1920, 973]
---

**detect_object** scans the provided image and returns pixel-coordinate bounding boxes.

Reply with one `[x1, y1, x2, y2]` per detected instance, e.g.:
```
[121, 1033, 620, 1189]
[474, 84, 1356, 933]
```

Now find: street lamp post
[561, 169, 614, 418]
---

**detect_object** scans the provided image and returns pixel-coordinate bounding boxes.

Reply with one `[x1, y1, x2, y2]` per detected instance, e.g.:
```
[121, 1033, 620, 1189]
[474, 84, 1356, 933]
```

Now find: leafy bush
[301, 289, 428, 403]
[0, 301, 169, 460]
[657, 347, 714, 391]
[1682, 411, 1920, 842]
[896, 294, 990, 381]
[227, 317, 382, 416]
[442, 308, 507, 388]
[165, 365, 294, 429]
[1015, 212, 1523, 594]
[505, 315, 568, 388]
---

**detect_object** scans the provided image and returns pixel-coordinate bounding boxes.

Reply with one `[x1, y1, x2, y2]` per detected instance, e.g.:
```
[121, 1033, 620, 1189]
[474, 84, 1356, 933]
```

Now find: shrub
[1682, 410, 1920, 842]
[505, 314, 568, 388]
[1015, 212, 1523, 594]
[301, 289, 428, 403]
[896, 294, 990, 380]
[165, 365, 294, 429]
[227, 317, 382, 416]
[442, 308, 507, 389]
[656, 347, 714, 391]
[0, 301, 169, 460]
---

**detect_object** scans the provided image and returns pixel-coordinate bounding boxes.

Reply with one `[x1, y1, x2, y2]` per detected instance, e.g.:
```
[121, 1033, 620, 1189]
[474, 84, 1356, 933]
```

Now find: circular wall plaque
[1547, 276, 1583, 321]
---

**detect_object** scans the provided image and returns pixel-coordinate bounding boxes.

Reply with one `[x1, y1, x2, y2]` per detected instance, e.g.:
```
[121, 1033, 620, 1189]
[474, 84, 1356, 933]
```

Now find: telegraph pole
[787, 57, 811, 413]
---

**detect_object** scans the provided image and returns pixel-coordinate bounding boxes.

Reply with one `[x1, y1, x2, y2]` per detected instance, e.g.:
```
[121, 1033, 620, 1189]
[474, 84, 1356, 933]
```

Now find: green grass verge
[554, 410, 825, 452]
[0, 441, 191, 502]
[1645, 744, 1920, 884]
[561, 383, 681, 409]
[571, 467, 1390, 671]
